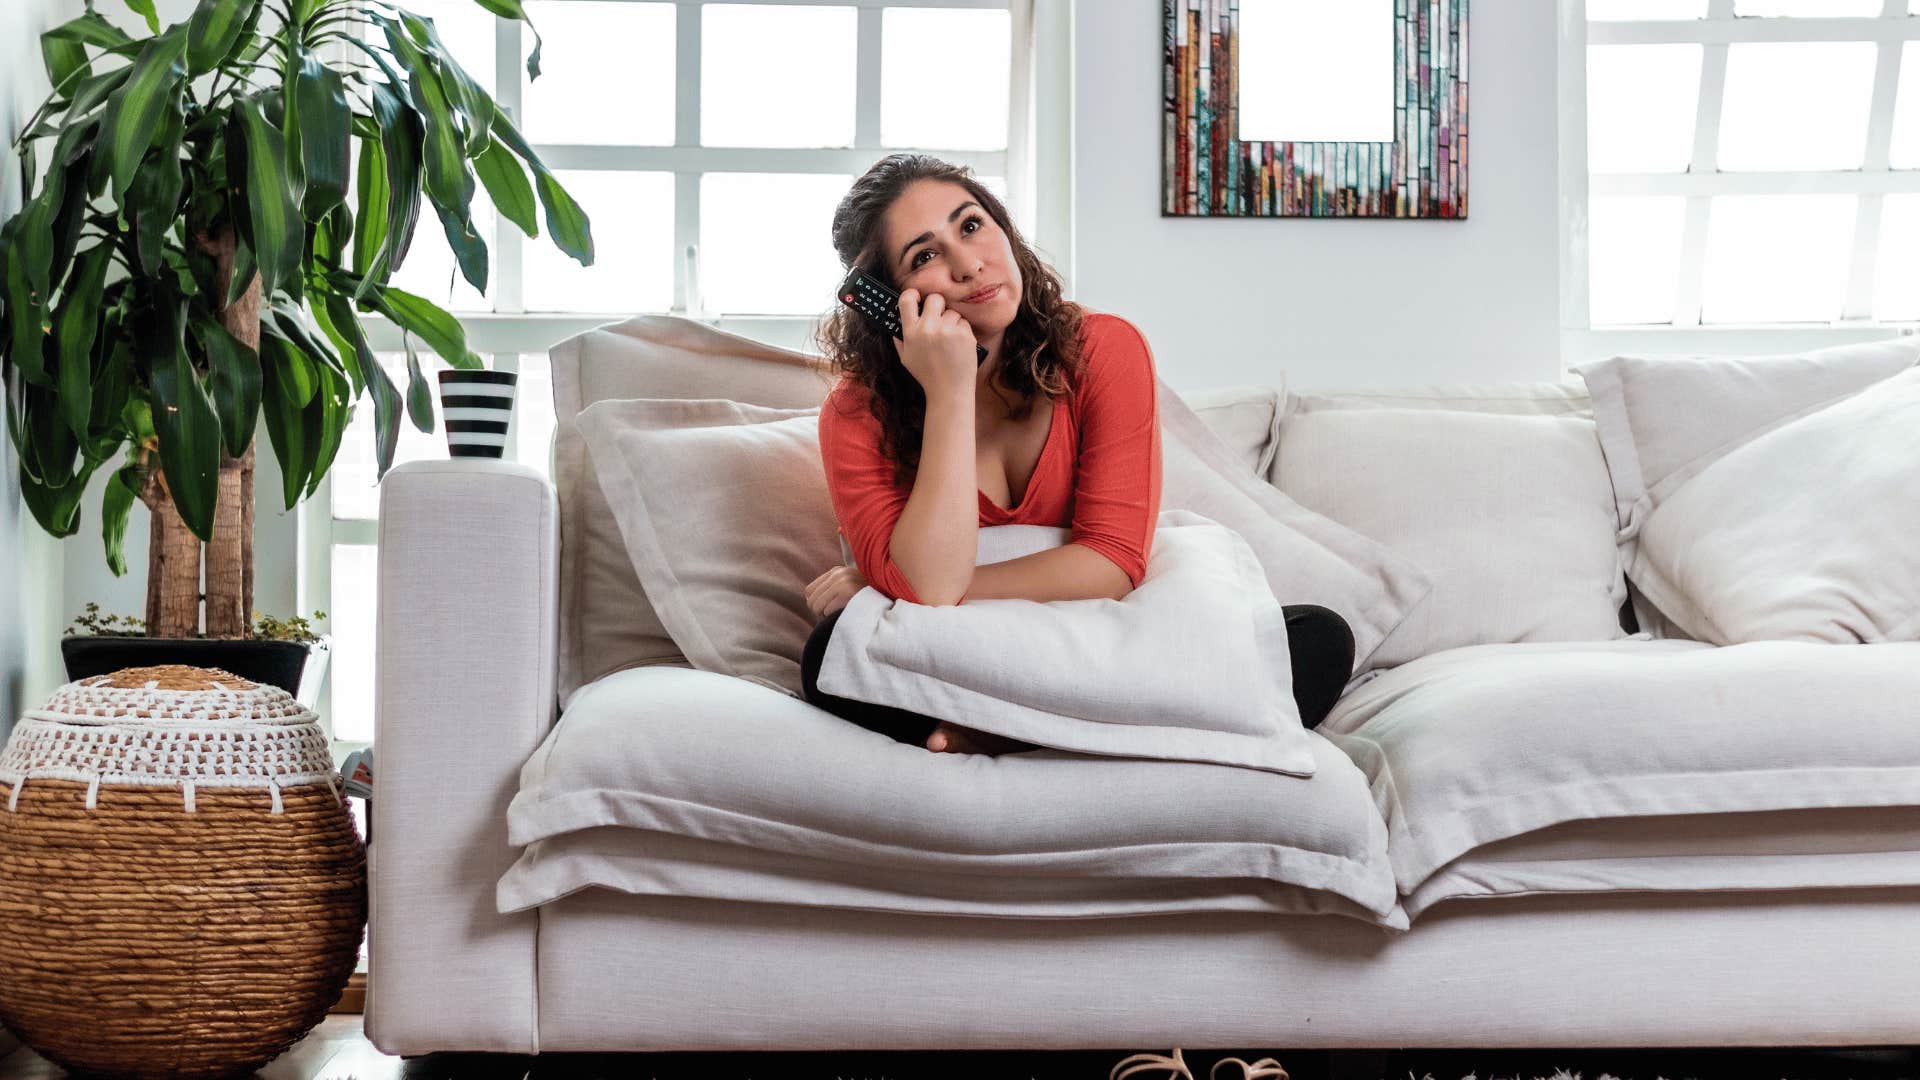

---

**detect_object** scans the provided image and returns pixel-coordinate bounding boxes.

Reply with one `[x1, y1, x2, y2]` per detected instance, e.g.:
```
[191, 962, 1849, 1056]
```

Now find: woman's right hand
[896, 288, 979, 399]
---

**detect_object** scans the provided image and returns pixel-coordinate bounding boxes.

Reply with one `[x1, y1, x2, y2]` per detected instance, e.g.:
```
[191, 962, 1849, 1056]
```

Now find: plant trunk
[144, 224, 262, 639]
[140, 467, 204, 638]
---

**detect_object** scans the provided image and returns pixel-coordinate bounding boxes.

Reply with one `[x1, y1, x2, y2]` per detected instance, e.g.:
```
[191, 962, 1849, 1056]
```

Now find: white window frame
[1558, 0, 1920, 371]
[306, 0, 1067, 749]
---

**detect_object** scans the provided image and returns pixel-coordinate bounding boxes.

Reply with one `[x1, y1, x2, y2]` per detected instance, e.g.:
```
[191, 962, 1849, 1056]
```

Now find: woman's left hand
[805, 565, 869, 618]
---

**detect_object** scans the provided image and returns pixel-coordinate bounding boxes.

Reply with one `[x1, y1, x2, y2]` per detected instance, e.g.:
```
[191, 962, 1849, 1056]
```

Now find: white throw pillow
[1273, 408, 1626, 670]
[1635, 365, 1920, 644]
[1574, 338, 1920, 634]
[817, 510, 1314, 775]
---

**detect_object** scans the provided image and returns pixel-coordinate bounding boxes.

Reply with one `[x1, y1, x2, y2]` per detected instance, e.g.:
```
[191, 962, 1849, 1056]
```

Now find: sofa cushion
[1272, 408, 1625, 671]
[1403, 806, 1920, 920]
[1317, 638, 1920, 895]
[500, 664, 1402, 926]
[1573, 338, 1920, 637]
[549, 315, 1288, 705]
[1630, 365, 1920, 645]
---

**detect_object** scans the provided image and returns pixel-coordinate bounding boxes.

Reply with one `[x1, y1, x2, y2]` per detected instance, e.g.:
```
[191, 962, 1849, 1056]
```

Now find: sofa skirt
[519, 887, 1920, 1054]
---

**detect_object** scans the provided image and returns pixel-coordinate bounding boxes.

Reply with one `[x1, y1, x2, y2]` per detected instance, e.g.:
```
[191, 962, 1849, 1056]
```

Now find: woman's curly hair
[812, 154, 1086, 488]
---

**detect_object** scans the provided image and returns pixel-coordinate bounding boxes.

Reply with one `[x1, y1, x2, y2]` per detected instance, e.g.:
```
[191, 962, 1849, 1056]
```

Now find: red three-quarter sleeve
[818, 388, 926, 605]
[1067, 315, 1164, 588]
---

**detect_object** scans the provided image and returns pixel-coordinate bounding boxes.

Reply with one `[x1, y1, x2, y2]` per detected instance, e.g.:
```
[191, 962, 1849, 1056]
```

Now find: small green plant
[66, 601, 146, 637]
[66, 600, 327, 643]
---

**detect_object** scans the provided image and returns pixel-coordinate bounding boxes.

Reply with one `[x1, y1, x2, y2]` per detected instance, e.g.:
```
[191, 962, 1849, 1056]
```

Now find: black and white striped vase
[436, 370, 517, 458]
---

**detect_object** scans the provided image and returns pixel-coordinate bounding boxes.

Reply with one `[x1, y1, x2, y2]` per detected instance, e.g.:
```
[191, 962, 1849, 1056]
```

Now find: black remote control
[838, 265, 988, 366]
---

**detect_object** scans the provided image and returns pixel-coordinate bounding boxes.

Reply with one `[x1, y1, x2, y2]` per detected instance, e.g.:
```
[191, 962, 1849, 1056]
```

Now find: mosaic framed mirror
[1163, 0, 1469, 218]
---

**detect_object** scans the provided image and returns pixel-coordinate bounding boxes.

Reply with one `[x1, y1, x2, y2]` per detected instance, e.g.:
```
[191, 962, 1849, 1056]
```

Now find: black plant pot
[61, 636, 318, 696]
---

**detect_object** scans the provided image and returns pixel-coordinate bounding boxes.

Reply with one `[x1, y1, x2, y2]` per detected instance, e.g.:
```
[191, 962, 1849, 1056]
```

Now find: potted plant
[63, 601, 332, 698]
[1, 0, 592, 687]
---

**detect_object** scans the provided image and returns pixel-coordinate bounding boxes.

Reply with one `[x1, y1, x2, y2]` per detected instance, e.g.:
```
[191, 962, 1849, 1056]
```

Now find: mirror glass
[1237, 0, 1395, 143]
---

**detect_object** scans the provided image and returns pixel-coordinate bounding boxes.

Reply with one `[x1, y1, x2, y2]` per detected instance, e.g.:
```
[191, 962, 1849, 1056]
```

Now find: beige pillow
[1185, 384, 1284, 476]
[1636, 365, 1920, 644]
[1274, 408, 1626, 670]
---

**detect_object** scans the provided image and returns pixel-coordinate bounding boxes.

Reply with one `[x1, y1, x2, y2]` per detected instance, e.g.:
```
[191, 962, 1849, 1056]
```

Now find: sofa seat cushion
[1317, 638, 1920, 896]
[499, 664, 1402, 926]
[1403, 806, 1920, 920]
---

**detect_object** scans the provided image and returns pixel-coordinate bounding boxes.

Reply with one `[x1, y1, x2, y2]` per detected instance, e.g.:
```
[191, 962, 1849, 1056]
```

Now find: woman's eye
[910, 216, 984, 269]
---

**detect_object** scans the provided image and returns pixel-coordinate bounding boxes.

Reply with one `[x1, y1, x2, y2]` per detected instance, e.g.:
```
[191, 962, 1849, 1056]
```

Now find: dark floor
[1, 1017, 1914, 1080]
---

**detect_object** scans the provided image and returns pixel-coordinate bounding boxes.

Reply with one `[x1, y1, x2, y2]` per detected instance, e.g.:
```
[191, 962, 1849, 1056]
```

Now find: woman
[802, 154, 1353, 756]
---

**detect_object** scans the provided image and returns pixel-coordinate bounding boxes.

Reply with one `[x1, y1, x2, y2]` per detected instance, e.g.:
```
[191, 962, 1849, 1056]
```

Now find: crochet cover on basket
[0, 665, 366, 1080]
[0, 664, 340, 814]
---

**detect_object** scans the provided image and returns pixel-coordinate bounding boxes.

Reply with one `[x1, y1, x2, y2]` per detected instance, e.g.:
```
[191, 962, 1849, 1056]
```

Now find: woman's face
[880, 179, 1022, 335]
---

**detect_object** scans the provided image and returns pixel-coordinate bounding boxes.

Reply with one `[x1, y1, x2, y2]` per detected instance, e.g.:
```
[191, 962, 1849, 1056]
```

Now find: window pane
[1718, 43, 1876, 171]
[1893, 43, 1920, 169]
[699, 173, 855, 315]
[1875, 195, 1920, 322]
[881, 8, 1012, 150]
[514, 355, 558, 476]
[1589, 196, 1686, 325]
[1586, 45, 1701, 173]
[383, 196, 496, 314]
[523, 171, 675, 313]
[522, 2, 675, 145]
[1587, 0, 1706, 17]
[702, 5, 857, 148]
[329, 544, 376, 743]
[1734, 0, 1881, 13]
[1701, 194, 1855, 324]
[330, 352, 454, 521]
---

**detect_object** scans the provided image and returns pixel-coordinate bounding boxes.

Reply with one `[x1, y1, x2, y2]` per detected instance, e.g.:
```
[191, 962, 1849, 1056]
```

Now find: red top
[818, 311, 1164, 605]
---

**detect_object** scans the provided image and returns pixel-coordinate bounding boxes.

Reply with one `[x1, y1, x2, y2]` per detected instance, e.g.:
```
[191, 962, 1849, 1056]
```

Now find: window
[312, 1, 1037, 750]
[1580, 0, 1920, 328]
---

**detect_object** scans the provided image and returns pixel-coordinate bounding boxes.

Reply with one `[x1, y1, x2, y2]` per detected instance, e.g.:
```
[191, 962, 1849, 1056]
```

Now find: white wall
[1072, 0, 1563, 393]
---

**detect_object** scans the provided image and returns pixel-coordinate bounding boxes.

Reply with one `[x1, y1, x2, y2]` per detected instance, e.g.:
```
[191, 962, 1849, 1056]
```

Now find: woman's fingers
[898, 287, 919, 329]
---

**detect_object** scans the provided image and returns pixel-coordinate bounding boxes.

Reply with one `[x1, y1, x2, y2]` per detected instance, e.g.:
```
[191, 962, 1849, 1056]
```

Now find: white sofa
[364, 316, 1920, 1056]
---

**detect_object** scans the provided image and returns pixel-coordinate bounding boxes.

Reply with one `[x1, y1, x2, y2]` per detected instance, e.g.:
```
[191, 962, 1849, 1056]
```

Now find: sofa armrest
[365, 459, 558, 1055]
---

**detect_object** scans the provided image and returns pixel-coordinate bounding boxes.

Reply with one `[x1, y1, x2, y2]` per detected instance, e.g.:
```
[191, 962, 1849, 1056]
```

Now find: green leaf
[318, 278, 404, 477]
[21, 461, 100, 538]
[102, 461, 143, 576]
[361, 81, 423, 303]
[1, 219, 49, 386]
[224, 230, 258, 308]
[128, 85, 186, 276]
[62, 67, 133, 125]
[381, 18, 473, 220]
[88, 337, 134, 441]
[305, 364, 350, 498]
[186, 0, 258, 76]
[291, 50, 350, 220]
[350, 134, 390, 279]
[490, 110, 593, 266]
[42, 34, 91, 94]
[368, 285, 479, 369]
[52, 244, 113, 439]
[435, 200, 487, 294]
[47, 12, 136, 52]
[400, 11, 493, 158]
[473, 138, 536, 237]
[402, 331, 434, 432]
[532, 169, 594, 267]
[306, 286, 365, 395]
[21, 375, 79, 487]
[230, 97, 304, 298]
[198, 316, 261, 458]
[264, 302, 348, 383]
[122, 0, 162, 35]
[100, 29, 188, 204]
[258, 335, 310, 507]
[147, 315, 221, 541]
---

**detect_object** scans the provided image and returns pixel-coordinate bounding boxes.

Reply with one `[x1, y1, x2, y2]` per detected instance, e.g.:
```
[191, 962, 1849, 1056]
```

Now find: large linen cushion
[1631, 365, 1920, 644]
[1317, 638, 1920, 897]
[498, 664, 1402, 926]
[1402, 806, 1920, 920]
[1573, 338, 1920, 635]
[816, 512, 1314, 775]
[1273, 408, 1625, 670]
[549, 315, 1289, 703]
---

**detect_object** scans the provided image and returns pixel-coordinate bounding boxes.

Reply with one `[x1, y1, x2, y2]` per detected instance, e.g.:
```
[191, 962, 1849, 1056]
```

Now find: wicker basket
[0, 665, 367, 1080]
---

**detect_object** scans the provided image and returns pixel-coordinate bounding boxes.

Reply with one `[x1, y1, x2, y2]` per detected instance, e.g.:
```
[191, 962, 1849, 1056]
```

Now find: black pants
[799, 603, 1356, 748]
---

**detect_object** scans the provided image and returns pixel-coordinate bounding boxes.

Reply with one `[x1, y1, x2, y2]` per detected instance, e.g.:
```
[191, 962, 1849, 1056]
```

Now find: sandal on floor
[1210, 1055, 1290, 1080]
[1110, 1047, 1194, 1080]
